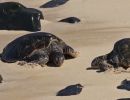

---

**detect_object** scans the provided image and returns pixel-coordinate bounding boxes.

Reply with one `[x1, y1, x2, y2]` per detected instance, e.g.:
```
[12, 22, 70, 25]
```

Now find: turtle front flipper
[22, 49, 49, 67]
[91, 55, 113, 71]
[63, 45, 79, 59]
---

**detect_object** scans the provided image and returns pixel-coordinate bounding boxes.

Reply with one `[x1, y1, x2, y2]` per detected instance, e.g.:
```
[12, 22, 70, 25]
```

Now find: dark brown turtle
[1, 32, 78, 67]
[91, 38, 130, 71]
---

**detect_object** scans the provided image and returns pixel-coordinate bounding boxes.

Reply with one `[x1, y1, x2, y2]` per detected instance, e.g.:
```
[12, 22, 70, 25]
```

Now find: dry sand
[0, 0, 130, 100]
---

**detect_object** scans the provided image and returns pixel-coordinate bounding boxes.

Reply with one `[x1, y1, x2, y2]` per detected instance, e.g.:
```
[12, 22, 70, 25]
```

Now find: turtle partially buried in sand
[90, 38, 130, 72]
[1, 32, 78, 67]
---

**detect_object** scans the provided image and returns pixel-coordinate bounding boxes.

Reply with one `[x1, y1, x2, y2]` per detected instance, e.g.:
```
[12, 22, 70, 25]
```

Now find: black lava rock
[40, 0, 69, 8]
[117, 98, 130, 100]
[59, 17, 80, 24]
[117, 79, 130, 91]
[0, 75, 3, 83]
[56, 84, 83, 96]
[0, 2, 43, 31]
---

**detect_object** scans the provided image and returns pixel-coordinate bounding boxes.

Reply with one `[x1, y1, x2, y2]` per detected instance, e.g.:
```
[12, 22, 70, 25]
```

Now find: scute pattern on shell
[1, 32, 59, 62]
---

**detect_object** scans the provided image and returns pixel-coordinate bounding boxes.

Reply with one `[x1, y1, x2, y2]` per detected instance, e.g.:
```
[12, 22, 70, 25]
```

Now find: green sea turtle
[1, 32, 78, 67]
[91, 38, 130, 71]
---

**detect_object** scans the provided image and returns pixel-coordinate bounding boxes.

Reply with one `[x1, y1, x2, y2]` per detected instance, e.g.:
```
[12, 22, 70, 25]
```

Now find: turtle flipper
[23, 49, 49, 67]
[63, 45, 79, 59]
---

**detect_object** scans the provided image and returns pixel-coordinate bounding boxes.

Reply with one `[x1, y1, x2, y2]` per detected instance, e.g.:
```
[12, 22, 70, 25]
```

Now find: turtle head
[50, 52, 65, 67]
[90, 55, 108, 70]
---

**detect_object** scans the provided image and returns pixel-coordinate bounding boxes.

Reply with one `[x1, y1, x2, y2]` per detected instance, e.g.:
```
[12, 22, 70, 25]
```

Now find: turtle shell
[113, 38, 130, 64]
[1, 32, 64, 63]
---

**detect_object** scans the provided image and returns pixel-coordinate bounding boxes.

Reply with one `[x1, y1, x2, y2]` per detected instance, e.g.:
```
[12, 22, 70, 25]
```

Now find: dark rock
[40, 0, 69, 8]
[56, 84, 83, 96]
[117, 79, 130, 91]
[0, 75, 3, 83]
[0, 2, 44, 31]
[117, 98, 130, 100]
[91, 38, 130, 72]
[59, 17, 80, 24]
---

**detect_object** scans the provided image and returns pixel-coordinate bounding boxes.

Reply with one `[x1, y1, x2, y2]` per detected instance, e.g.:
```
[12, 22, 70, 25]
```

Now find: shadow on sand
[86, 67, 105, 73]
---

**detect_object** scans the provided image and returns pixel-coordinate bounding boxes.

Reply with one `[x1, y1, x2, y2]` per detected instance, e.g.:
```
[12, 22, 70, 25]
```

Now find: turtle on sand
[90, 38, 130, 71]
[1, 32, 78, 67]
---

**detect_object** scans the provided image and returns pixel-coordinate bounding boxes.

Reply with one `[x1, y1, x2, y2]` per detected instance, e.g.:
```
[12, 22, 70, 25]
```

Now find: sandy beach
[0, 0, 130, 100]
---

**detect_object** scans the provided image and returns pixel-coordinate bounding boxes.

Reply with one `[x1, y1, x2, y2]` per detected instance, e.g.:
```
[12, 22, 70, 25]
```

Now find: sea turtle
[1, 32, 78, 67]
[91, 38, 130, 71]
[56, 84, 83, 96]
